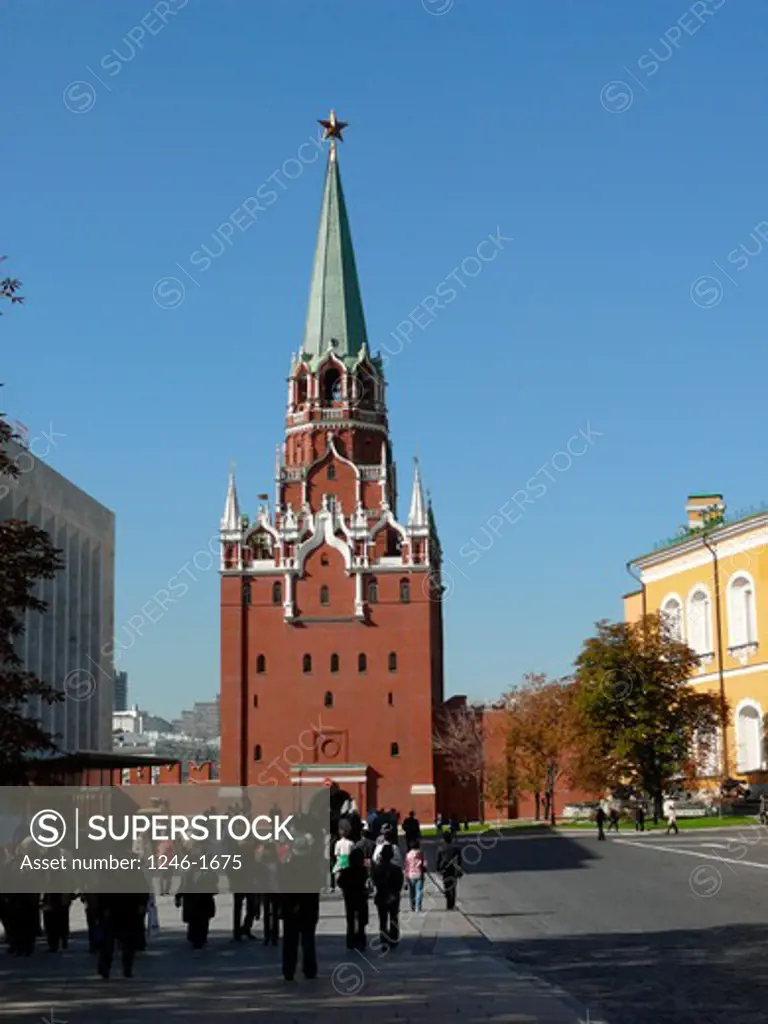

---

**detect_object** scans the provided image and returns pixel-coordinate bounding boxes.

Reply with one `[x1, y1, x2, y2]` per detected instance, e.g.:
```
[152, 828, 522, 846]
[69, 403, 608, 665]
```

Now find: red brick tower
[219, 113, 444, 820]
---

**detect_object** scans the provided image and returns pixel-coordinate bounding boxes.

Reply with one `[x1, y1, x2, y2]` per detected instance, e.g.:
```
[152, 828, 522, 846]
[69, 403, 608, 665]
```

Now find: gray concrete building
[0, 438, 114, 752]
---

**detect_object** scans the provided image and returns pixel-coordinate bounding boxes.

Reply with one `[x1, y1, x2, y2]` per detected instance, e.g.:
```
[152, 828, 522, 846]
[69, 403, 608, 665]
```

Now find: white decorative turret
[380, 441, 389, 507]
[351, 499, 368, 533]
[221, 463, 240, 533]
[407, 458, 428, 532]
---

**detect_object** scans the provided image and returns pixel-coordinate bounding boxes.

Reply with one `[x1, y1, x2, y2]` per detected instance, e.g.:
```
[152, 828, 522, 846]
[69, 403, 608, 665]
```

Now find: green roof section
[302, 151, 368, 369]
[638, 500, 768, 560]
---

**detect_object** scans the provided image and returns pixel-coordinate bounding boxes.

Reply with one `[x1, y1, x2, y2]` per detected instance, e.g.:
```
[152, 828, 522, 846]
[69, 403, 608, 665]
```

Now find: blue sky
[3, 0, 767, 718]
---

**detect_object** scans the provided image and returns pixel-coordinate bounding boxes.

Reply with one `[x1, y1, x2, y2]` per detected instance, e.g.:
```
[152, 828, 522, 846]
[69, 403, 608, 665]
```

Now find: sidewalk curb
[455, 892, 608, 1023]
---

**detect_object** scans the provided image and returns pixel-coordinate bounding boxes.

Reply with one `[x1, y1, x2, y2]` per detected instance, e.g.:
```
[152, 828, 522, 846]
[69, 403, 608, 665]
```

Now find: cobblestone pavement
[2, 876, 588, 1023]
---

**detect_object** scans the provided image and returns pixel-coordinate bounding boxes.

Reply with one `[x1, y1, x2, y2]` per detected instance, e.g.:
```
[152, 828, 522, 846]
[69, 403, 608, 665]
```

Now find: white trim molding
[639, 522, 768, 584]
[686, 584, 713, 665]
[726, 569, 759, 656]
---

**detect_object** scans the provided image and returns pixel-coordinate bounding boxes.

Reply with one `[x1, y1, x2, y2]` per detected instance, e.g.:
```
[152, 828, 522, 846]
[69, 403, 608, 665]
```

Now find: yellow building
[625, 494, 768, 783]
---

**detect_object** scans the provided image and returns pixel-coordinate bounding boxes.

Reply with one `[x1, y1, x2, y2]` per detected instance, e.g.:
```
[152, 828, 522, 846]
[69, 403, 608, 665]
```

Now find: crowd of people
[1, 803, 466, 985]
[594, 798, 679, 839]
[327, 807, 464, 953]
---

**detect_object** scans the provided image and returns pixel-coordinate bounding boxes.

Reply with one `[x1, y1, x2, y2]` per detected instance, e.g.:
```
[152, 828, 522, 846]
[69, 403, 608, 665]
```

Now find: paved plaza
[2, 874, 584, 1024]
[5, 827, 768, 1023]
[454, 825, 768, 1024]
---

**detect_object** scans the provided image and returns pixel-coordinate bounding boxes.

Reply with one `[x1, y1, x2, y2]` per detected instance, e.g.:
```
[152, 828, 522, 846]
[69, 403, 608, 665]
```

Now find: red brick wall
[220, 533, 441, 821]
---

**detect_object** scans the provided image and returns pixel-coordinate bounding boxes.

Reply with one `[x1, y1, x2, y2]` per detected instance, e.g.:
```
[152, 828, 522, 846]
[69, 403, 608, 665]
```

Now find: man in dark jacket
[595, 806, 607, 841]
[436, 832, 462, 910]
[279, 831, 322, 982]
[97, 892, 149, 978]
[372, 844, 402, 949]
[402, 811, 421, 844]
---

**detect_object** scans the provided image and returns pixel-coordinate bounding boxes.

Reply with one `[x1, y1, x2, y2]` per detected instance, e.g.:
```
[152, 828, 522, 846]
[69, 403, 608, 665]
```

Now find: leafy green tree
[573, 614, 723, 820]
[0, 260, 64, 781]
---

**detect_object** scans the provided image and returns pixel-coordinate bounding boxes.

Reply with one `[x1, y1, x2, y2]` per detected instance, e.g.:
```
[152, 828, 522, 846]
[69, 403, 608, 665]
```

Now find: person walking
[175, 870, 216, 950]
[405, 839, 427, 913]
[402, 811, 421, 845]
[595, 806, 607, 841]
[280, 830, 322, 982]
[607, 808, 620, 833]
[41, 893, 71, 952]
[760, 792, 767, 826]
[262, 840, 281, 947]
[156, 836, 175, 896]
[373, 824, 403, 867]
[333, 819, 355, 883]
[634, 805, 646, 832]
[338, 846, 369, 950]
[372, 844, 403, 950]
[664, 797, 679, 835]
[96, 892, 149, 979]
[80, 890, 101, 953]
[436, 831, 463, 910]
[6, 892, 39, 955]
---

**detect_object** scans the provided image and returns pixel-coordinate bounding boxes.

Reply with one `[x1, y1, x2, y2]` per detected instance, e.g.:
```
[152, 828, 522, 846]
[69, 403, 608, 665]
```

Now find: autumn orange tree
[501, 673, 586, 824]
[573, 614, 723, 820]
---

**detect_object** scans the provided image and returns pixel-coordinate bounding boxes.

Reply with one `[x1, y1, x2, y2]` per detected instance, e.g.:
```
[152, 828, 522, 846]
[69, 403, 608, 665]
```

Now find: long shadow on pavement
[425, 829, 600, 874]
[1, 905, 579, 1023]
[500, 921, 768, 1024]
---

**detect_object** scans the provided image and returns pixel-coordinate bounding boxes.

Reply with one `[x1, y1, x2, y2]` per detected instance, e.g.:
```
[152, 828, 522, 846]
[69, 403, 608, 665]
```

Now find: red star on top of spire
[318, 109, 348, 143]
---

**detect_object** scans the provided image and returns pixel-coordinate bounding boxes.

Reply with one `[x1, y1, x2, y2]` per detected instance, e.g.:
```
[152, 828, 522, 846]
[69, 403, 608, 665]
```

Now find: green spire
[302, 149, 368, 368]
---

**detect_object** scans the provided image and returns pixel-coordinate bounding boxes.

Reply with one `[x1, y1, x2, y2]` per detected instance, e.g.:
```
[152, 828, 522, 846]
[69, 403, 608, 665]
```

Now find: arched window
[390, 742, 399, 757]
[388, 652, 397, 672]
[388, 692, 394, 706]
[272, 581, 282, 605]
[324, 691, 334, 708]
[256, 654, 266, 674]
[320, 585, 330, 606]
[327, 465, 336, 481]
[358, 653, 367, 673]
[322, 367, 341, 405]
[399, 579, 410, 603]
[303, 654, 312, 674]
[368, 580, 379, 604]
[295, 374, 308, 407]
[254, 744, 262, 762]
[661, 595, 683, 642]
[687, 587, 712, 656]
[253, 694, 259, 708]
[728, 573, 757, 650]
[355, 368, 374, 408]
[736, 701, 763, 772]
[330, 653, 339, 673]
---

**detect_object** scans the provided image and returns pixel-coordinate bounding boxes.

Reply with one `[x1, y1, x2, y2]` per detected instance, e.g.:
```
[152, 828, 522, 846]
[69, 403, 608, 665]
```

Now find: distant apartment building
[113, 706, 174, 737]
[171, 697, 220, 741]
[0, 438, 114, 752]
[114, 670, 128, 712]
